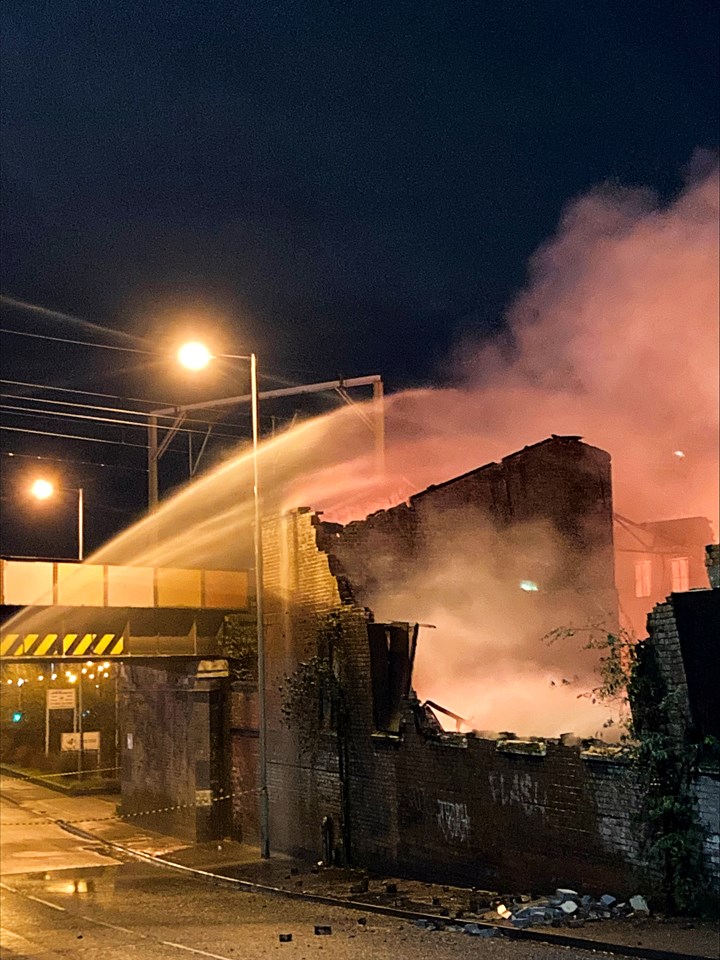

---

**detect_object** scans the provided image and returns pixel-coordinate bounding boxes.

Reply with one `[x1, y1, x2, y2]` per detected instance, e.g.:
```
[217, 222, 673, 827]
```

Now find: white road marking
[26, 894, 66, 911]
[79, 915, 144, 938]
[160, 941, 236, 960]
[3, 875, 234, 959]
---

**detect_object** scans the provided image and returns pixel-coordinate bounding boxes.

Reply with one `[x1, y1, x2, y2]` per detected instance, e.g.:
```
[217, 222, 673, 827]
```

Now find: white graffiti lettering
[488, 772, 546, 816]
[436, 799, 470, 843]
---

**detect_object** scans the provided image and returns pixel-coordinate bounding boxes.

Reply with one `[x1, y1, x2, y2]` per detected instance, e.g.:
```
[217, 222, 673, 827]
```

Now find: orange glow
[30, 478, 54, 500]
[178, 341, 213, 371]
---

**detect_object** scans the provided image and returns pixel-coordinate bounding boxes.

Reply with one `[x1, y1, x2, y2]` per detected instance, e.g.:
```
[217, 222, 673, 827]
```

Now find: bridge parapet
[0, 606, 252, 661]
[0, 559, 248, 610]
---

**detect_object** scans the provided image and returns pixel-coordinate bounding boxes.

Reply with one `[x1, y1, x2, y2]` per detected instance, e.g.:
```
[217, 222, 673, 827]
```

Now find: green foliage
[547, 622, 718, 916]
[280, 610, 349, 759]
[220, 616, 258, 681]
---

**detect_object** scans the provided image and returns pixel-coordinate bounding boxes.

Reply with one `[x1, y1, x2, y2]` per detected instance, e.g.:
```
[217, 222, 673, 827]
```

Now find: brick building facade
[117, 435, 719, 899]
[615, 516, 714, 639]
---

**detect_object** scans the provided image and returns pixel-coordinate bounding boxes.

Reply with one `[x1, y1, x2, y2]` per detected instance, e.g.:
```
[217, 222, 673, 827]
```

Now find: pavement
[1, 773, 718, 960]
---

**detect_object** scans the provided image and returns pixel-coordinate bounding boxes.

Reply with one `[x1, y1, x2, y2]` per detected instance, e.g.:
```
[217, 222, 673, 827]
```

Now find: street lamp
[177, 341, 269, 858]
[30, 479, 85, 561]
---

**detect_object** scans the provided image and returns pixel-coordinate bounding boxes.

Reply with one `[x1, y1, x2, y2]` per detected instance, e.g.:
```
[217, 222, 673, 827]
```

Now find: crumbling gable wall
[260, 505, 719, 896]
[261, 508, 649, 893]
[317, 434, 617, 621]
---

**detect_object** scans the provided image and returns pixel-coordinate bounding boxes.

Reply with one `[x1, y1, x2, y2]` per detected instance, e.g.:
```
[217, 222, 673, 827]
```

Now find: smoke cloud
[9, 159, 714, 739]
[309, 156, 719, 532]
[301, 156, 719, 736]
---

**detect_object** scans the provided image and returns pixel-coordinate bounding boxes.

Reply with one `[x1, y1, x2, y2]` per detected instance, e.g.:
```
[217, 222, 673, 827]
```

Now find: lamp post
[30, 479, 85, 561]
[177, 341, 269, 858]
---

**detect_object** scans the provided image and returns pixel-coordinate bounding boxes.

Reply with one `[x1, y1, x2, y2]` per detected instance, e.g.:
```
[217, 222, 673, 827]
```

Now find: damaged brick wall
[258, 506, 720, 896]
[259, 508, 647, 894]
[317, 435, 616, 617]
[263, 509, 370, 859]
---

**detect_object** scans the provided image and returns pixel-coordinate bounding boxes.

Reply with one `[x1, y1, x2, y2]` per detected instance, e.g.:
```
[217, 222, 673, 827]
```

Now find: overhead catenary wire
[0, 327, 156, 355]
[0, 425, 154, 449]
[0, 402, 254, 440]
[2, 449, 147, 473]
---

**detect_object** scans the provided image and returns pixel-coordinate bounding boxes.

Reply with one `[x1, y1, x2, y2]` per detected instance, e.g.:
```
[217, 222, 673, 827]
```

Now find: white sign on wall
[61, 731, 100, 751]
[47, 689, 76, 710]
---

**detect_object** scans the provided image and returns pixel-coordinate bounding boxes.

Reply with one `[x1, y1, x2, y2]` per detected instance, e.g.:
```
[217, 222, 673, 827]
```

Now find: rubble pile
[486, 888, 651, 930]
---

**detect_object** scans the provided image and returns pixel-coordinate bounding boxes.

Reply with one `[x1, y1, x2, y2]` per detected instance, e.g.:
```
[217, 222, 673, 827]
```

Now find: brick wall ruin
[318, 434, 617, 621]
[259, 505, 657, 894]
[254, 433, 719, 895]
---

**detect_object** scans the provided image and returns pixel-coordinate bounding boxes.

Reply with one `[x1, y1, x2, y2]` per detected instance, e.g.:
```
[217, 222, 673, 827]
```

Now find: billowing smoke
[359, 514, 622, 740]
[301, 156, 719, 737]
[308, 155, 719, 532]
[8, 159, 714, 739]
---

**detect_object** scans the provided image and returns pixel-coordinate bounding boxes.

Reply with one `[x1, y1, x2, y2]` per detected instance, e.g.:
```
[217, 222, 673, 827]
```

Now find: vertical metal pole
[45, 692, 50, 756]
[148, 415, 159, 509]
[372, 378, 385, 475]
[251, 353, 269, 859]
[77, 487, 84, 561]
[114, 668, 119, 776]
[77, 676, 84, 780]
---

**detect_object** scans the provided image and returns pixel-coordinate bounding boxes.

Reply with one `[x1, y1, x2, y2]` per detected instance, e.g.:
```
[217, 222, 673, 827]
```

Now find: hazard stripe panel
[72, 634, 97, 657]
[0, 635, 19, 657]
[21, 634, 39, 655]
[0, 632, 124, 657]
[35, 633, 59, 656]
[93, 634, 115, 656]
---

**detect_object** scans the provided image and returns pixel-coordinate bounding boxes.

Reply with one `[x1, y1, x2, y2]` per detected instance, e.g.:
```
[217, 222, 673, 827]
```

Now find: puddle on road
[9, 861, 195, 898]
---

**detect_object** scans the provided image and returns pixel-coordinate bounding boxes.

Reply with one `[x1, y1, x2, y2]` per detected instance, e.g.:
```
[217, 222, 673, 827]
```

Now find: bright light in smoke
[674, 450, 686, 459]
[178, 341, 213, 371]
[519, 580, 539, 592]
[30, 478, 54, 500]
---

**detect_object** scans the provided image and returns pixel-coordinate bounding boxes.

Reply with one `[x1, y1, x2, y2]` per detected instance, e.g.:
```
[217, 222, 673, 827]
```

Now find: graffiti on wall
[488, 772, 546, 816]
[436, 799, 470, 844]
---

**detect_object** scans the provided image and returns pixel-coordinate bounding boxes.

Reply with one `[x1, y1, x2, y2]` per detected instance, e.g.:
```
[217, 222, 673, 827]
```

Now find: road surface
[0, 778, 646, 959]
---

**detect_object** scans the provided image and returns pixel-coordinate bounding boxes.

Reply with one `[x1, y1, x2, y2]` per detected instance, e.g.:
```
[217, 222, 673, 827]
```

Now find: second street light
[177, 340, 269, 859]
[30, 478, 85, 561]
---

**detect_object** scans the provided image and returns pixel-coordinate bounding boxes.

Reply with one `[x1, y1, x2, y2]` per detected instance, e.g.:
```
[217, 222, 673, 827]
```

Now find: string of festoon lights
[4, 662, 114, 690]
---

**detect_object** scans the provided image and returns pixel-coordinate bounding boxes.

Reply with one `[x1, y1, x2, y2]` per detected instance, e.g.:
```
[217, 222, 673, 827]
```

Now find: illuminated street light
[178, 341, 213, 371]
[30, 477, 85, 560]
[31, 478, 54, 500]
[176, 339, 269, 859]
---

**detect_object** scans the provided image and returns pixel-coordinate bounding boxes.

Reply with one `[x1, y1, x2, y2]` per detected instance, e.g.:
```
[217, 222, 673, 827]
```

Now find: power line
[0, 403, 249, 440]
[0, 294, 144, 345]
[0, 387, 253, 428]
[0, 327, 156, 355]
[0, 378, 175, 409]
[0, 425, 153, 450]
[2, 450, 146, 473]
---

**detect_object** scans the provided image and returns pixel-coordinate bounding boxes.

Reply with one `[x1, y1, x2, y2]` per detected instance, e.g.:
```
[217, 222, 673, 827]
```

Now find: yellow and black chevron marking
[0, 632, 125, 659]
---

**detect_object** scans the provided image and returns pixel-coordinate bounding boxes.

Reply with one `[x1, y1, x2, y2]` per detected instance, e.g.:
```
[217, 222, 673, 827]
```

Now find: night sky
[1, 0, 718, 556]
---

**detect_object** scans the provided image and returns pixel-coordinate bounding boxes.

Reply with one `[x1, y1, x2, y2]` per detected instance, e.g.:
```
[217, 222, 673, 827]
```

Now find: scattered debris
[480, 889, 652, 931]
[630, 895, 650, 916]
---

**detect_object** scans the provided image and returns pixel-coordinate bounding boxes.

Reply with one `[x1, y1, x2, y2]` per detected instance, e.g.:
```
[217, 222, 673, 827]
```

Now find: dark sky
[2, 0, 718, 384]
[0, 0, 718, 556]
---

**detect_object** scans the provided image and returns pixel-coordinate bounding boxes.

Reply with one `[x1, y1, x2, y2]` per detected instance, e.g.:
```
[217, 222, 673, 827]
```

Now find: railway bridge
[0, 558, 254, 843]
